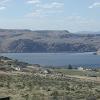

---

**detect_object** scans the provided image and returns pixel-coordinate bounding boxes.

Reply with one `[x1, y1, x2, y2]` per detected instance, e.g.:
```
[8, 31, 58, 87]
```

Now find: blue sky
[0, 0, 100, 32]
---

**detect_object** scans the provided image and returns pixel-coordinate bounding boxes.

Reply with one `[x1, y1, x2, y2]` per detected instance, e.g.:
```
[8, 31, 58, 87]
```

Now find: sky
[0, 0, 100, 32]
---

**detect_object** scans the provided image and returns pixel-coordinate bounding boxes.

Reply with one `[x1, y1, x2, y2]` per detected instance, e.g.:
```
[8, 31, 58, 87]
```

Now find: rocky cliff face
[0, 29, 99, 53]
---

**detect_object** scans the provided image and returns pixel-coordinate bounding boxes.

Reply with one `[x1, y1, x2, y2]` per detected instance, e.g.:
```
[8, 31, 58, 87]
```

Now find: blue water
[0, 52, 100, 67]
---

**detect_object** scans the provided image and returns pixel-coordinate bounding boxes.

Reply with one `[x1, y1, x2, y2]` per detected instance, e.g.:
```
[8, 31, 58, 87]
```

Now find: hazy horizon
[0, 28, 100, 33]
[0, 0, 100, 32]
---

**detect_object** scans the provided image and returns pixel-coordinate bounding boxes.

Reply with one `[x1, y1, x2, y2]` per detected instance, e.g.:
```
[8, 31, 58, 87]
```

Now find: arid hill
[0, 29, 100, 53]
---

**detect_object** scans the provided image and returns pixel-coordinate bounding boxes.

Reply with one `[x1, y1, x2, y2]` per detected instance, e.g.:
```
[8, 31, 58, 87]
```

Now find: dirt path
[65, 75, 100, 82]
[0, 71, 100, 83]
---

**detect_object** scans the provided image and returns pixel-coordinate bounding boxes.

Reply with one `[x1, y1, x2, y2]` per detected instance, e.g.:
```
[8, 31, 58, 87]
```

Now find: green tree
[68, 64, 73, 69]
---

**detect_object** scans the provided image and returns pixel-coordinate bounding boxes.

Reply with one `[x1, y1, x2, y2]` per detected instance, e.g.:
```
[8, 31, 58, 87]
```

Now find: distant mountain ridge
[0, 29, 100, 53]
[76, 31, 100, 34]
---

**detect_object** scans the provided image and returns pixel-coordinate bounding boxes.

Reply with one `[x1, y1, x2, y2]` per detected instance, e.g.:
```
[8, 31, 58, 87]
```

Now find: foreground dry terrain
[0, 69, 100, 100]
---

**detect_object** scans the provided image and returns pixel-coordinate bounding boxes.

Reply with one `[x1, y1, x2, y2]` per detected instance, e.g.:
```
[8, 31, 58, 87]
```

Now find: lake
[0, 52, 100, 67]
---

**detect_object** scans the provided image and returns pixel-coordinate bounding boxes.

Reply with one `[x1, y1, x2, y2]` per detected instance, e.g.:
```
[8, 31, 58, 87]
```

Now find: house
[77, 67, 84, 71]
[85, 68, 92, 71]
[43, 70, 49, 74]
[15, 67, 21, 71]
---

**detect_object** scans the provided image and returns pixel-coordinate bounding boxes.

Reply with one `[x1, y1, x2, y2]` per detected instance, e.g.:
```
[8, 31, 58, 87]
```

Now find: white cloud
[27, 1, 64, 17]
[26, 9, 41, 17]
[0, 0, 10, 10]
[89, 2, 100, 8]
[27, 0, 40, 4]
[0, 6, 6, 10]
[0, 0, 10, 5]
[37, 2, 64, 9]
[63, 15, 100, 32]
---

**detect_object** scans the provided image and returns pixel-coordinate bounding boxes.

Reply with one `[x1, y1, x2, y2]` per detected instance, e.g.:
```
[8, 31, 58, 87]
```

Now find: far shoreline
[0, 51, 96, 54]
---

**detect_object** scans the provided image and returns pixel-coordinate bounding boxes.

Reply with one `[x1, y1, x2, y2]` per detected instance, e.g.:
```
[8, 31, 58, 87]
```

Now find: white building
[15, 67, 21, 71]
[43, 70, 49, 74]
[85, 68, 92, 71]
[77, 67, 84, 71]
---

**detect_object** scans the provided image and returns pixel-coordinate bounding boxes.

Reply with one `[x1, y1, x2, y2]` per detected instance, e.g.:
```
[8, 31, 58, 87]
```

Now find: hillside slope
[0, 29, 100, 53]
